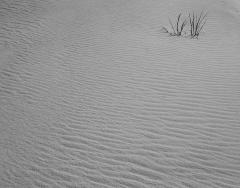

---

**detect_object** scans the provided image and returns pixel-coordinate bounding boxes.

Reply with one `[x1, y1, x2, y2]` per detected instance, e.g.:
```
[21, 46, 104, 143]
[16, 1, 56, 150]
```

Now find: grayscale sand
[1, 0, 240, 187]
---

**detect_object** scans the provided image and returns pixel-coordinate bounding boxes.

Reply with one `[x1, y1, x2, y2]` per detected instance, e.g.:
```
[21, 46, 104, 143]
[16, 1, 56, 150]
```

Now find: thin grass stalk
[189, 11, 207, 38]
[168, 18, 176, 35]
[197, 12, 207, 34]
[176, 13, 181, 35]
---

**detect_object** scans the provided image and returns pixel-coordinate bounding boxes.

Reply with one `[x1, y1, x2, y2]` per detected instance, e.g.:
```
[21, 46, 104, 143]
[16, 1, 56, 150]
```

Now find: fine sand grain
[1, 0, 240, 187]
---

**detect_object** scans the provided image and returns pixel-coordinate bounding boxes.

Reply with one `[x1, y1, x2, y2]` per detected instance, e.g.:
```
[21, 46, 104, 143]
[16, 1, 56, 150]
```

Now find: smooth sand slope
[1, 0, 240, 187]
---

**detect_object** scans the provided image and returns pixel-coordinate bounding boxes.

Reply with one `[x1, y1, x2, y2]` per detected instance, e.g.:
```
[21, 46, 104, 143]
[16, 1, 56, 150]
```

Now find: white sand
[1, 0, 240, 187]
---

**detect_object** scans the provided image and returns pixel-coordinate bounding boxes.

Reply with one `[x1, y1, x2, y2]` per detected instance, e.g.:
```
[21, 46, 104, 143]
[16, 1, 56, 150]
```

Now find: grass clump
[162, 13, 187, 36]
[189, 11, 207, 39]
[162, 11, 207, 39]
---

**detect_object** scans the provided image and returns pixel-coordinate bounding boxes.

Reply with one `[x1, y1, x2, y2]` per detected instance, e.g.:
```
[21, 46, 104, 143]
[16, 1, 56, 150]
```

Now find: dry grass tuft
[189, 11, 207, 39]
[163, 11, 207, 39]
[162, 13, 187, 36]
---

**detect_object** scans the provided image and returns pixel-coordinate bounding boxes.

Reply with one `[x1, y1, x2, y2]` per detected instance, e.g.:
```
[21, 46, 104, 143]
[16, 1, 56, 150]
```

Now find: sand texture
[1, 0, 240, 187]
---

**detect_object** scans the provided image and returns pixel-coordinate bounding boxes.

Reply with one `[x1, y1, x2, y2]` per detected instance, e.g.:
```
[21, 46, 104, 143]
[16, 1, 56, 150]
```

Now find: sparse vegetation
[162, 13, 187, 36]
[189, 11, 207, 39]
[162, 11, 207, 39]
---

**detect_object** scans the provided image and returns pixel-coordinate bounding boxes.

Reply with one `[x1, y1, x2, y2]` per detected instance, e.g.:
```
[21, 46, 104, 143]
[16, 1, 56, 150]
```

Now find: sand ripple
[1, 0, 240, 187]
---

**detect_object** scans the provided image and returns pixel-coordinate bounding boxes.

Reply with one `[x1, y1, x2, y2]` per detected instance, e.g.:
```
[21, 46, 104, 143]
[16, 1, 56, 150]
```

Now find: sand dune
[1, 0, 240, 187]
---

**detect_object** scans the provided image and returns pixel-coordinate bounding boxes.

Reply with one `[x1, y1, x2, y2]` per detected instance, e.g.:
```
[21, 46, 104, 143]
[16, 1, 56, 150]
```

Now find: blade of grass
[195, 11, 203, 34]
[180, 19, 187, 34]
[168, 18, 176, 35]
[176, 13, 181, 35]
[198, 18, 207, 34]
[197, 12, 207, 33]
[189, 13, 193, 36]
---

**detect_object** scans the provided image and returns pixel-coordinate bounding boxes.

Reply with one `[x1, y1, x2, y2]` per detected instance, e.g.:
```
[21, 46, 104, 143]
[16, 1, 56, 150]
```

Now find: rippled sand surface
[1, 0, 240, 187]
